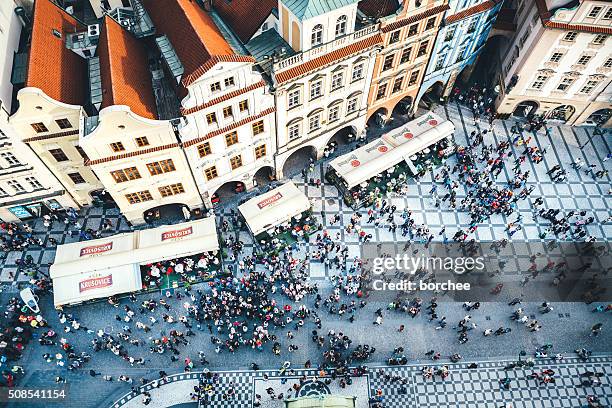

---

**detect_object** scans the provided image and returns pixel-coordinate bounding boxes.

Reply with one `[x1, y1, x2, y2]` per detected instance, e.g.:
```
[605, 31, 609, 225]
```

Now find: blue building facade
[416, 0, 503, 106]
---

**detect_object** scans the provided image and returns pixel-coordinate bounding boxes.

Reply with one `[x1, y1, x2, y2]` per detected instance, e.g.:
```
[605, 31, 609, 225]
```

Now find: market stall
[326, 112, 455, 207]
[238, 182, 317, 252]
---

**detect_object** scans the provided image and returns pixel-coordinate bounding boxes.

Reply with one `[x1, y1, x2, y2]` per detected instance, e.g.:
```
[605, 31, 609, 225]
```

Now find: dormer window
[335, 16, 347, 38]
[312, 24, 323, 46]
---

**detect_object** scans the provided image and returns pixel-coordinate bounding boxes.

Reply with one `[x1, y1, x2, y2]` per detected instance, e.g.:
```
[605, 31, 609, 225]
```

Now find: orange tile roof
[358, 0, 400, 19]
[213, 0, 278, 43]
[181, 80, 266, 115]
[142, 0, 238, 85]
[98, 16, 157, 119]
[26, 0, 87, 106]
[381, 4, 449, 33]
[535, 0, 612, 35]
[182, 55, 255, 87]
[275, 34, 383, 85]
[445, 0, 497, 24]
[86, 143, 180, 166]
[23, 129, 79, 143]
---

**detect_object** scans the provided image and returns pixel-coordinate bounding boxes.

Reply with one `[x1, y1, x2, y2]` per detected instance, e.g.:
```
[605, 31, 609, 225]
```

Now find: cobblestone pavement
[108, 355, 612, 408]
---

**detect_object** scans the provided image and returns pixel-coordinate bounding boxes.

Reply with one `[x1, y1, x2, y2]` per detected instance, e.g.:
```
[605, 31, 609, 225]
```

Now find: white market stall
[49, 233, 142, 308]
[327, 112, 455, 207]
[238, 182, 311, 236]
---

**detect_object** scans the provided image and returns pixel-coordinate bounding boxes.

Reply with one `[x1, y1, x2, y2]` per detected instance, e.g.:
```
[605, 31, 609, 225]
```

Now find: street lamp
[517, 350, 526, 366]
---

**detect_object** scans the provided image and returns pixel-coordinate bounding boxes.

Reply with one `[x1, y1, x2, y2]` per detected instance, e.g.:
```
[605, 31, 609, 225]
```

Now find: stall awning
[52, 264, 142, 308]
[238, 182, 311, 236]
[329, 112, 455, 189]
[136, 217, 219, 264]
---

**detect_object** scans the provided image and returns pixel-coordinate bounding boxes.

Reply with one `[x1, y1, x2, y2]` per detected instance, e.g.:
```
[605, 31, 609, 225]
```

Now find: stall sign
[8, 206, 32, 219]
[162, 226, 193, 241]
[79, 275, 113, 293]
[257, 192, 283, 209]
[80, 242, 113, 257]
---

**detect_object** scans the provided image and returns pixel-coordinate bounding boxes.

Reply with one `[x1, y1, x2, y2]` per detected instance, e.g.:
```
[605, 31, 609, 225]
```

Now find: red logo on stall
[162, 226, 193, 241]
[79, 275, 113, 293]
[350, 160, 361, 167]
[80, 242, 113, 257]
[428, 119, 438, 126]
[404, 132, 414, 139]
[257, 192, 283, 209]
[378, 146, 388, 153]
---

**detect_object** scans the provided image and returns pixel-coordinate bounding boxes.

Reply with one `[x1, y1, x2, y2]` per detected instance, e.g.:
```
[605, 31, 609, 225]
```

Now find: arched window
[335, 15, 347, 37]
[311, 24, 323, 46]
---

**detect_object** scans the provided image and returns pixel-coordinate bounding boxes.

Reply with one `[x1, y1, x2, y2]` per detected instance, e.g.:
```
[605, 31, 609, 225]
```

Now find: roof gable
[98, 16, 158, 120]
[213, 0, 278, 43]
[26, 0, 87, 106]
[358, 0, 400, 19]
[283, 0, 359, 20]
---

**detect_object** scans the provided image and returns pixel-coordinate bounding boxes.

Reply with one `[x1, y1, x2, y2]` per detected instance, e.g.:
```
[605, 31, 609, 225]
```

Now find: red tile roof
[213, 0, 277, 43]
[26, 0, 87, 106]
[358, 0, 400, 19]
[142, 0, 239, 85]
[85, 143, 179, 166]
[182, 55, 255, 87]
[23, 129, 79, 143]
[98, 16, 157, 119]
[183, 107, 276, 147]
[445, 0, 497, 24]
[181, 80, 266, 115]
[535, 0, 612, 35]
[275, 34, 383, 85]
[381, 4, 449, 33]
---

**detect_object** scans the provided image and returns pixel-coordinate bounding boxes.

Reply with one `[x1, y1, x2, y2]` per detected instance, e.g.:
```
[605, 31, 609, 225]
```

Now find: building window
[435, 54, 446, 71]
[312, 24, 323, 46]
[400, 47, 412, 64]
[391, 77, 403, 93]
[347, 96, 358, 114]
[135, 136, 149, 147]
[352, 64, 363, 81]
[604, 8, 612, 19]
[110, 142, 125, 152]
[55, 118, 72, 129]
[556, 77, 575, 91]
[49, 148, 69, 162]
[255, 144, 267, 159]
[456, 45, 467, 63]
[382, 54, 395, 71]
[426, 17, 436, 31]
[444, 26, 456, 41]
[592, 34, 607, 45]
[389, 30, 400, 44]
[224, 77, 235, 87]
[197, 142, 212, 157]
[466, 19, 477, 33]
[252, 121, 265, 135]
[376, 83, 388, 100]
[31, 122, 48, 133]
[26, 176, 44, 189]
[1, 152, 21, 166]
[0, 187, 7, 197]
[223, 106, 233, 118]
[288, 123, 300, 140]
[230, 155, 243, 170]
[210, 82, 221, 92]
[407, 23, 418, 37]
[75, 146, 89, 160]
[225, 131, 239, 146]
[111, 167, 141, 183]
[310, 81, 323, 100]
[159, 183, 185, 197]
[125, 190, 153, 204]
[309, 114, 321, 132]
[204, 166, 218, 181]
[335, 15, 347, 37]
[576, 55, 593, 65]
[587, 6, 603, 18]
[206, 113, 217, 125]
[67, 172, 86, 184]
[604, 57, 612, 68]
[331, 72, 344, 91]
[408, 70, 419, 86]
[239, 100, 249, 112]
[147, 159, 176, 176]
[530, 74, 549, 89]
[417, 41, 429, 57]
[288, 89, 301, 108]
[580, 80, 600, 94]
[328, 105, 340, 122]
[563, 31, 578, 41]
[8, 180, 25, 193]
[549, 52, 564, 63]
